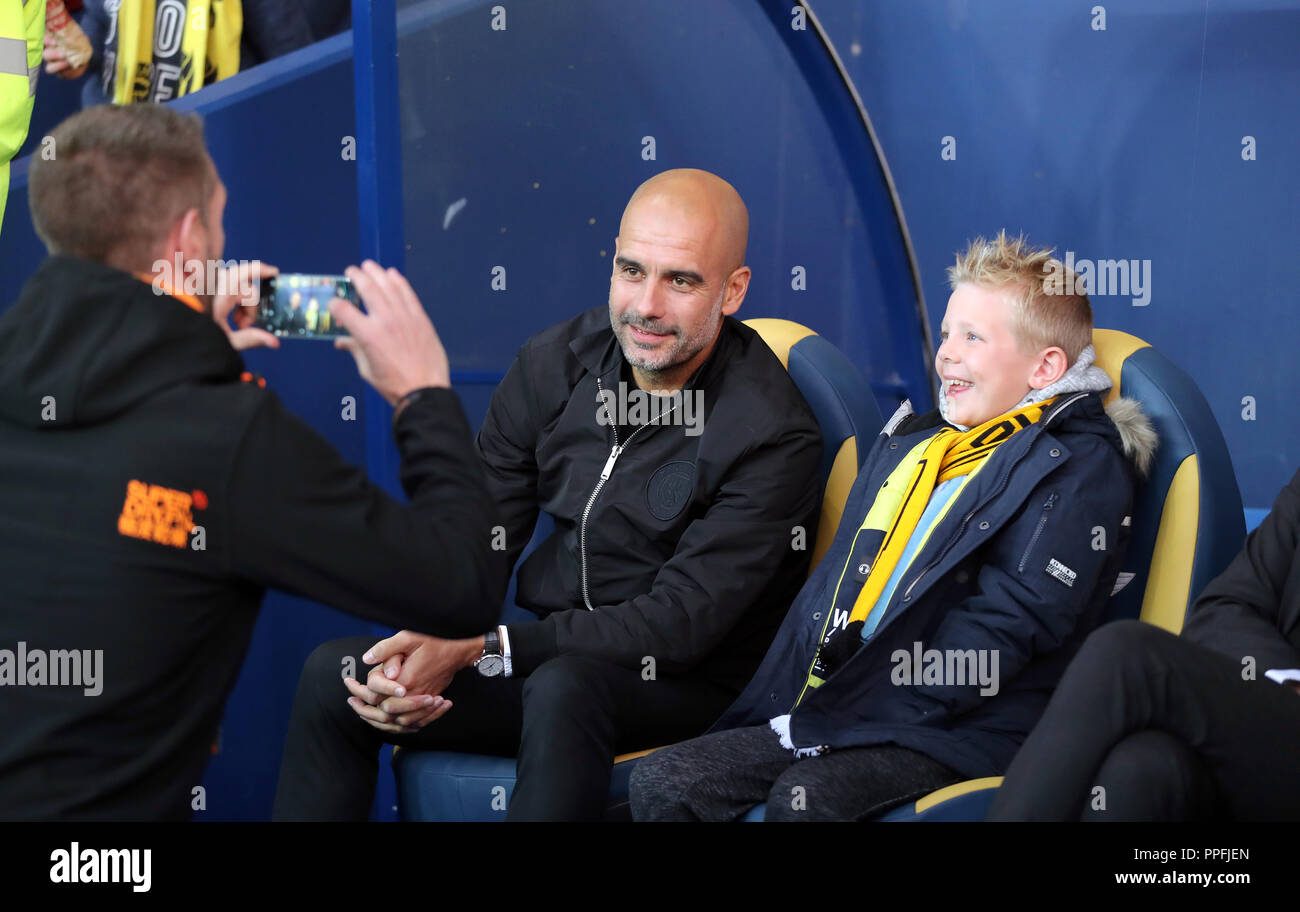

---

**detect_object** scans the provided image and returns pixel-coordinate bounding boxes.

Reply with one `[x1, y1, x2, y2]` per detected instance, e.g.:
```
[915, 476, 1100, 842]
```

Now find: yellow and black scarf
[798, 398, 1057, 700]
[105, 0, 242, 105]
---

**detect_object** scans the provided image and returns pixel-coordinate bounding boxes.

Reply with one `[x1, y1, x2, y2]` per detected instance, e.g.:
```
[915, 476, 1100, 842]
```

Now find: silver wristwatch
[475, 629, 505, 678]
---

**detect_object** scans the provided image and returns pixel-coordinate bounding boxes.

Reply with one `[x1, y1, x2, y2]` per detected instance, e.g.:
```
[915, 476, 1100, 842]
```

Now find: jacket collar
[892, 389, 1108, 441]
[134, 271, 205, 314]
[866, 391, 1118, 622]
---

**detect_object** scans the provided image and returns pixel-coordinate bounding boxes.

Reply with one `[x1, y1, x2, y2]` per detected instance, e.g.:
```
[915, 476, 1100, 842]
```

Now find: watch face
[476, 655, 505, 677]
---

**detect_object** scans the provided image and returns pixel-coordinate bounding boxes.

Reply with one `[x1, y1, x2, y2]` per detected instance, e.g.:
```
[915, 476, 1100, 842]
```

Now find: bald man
[274, 169, 823, 821]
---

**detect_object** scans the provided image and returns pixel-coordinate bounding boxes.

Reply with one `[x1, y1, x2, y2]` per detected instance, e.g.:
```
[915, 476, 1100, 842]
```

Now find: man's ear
[155, 207, 205, 274]
[175, 207, 206, 260]
[1028, 346, 1069, 390]
[721, 265, 751, 316]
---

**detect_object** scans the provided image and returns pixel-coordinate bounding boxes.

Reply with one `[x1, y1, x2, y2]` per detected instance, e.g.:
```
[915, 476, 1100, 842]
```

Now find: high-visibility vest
[0, 0, 44, 235]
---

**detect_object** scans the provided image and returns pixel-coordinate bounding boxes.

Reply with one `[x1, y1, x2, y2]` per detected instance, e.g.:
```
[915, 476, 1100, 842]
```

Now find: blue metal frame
[352, 0, 408, 490]
[353, 0, 934, 414]
[352, 1, 406, 272]
[758, 0, 935, 408]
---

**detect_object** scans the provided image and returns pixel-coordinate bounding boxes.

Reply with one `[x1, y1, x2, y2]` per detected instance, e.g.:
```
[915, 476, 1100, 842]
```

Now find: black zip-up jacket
[0, 256, 506, 820]
[480, 306, 823, 693]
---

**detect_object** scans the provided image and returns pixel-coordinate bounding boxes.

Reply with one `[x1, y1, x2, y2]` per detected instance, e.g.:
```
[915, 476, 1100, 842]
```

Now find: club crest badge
[646, 461, 695, 521]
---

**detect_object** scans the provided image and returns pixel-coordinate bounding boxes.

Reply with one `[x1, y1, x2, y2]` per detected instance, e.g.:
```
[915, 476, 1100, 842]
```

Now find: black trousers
[629, 723, 962, 821]
[272, 636, 735, 821]
[987, 620, 1300, 821]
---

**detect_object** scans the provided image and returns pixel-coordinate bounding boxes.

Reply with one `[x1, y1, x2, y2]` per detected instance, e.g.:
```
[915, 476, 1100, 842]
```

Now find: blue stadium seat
[392, 318, 883, 821]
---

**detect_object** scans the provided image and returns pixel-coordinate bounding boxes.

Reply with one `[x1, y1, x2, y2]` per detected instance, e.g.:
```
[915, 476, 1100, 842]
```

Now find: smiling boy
[632, 231, 1157, 821]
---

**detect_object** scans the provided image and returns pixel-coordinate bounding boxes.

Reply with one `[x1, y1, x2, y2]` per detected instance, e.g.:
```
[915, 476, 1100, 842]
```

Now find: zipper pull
[600, 445, 623, 480]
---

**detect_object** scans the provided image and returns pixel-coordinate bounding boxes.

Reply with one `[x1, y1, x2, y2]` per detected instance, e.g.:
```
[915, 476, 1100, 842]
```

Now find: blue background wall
[813, 0, 1299, 509]
[1, 0, 1295, 820]
[390, 0, 930, 415]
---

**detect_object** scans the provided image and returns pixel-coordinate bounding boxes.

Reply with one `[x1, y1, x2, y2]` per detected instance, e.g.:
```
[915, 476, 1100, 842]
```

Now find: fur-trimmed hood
[1103, 396, 1158, 478]
[933, 342, 1157, 478]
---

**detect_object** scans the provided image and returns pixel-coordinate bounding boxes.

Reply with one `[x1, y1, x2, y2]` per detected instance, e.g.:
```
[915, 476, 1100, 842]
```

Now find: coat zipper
[1017, 492, 1058, 574]
[579, 376, 681, 611]
[895, 392, 1086, 606]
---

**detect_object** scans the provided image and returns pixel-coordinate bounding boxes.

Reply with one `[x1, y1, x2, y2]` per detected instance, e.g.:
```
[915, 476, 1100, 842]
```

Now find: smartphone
[254, 273, 360, 339]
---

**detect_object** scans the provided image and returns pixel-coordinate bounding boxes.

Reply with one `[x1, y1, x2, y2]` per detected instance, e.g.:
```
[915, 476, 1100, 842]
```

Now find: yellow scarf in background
[112, 0, 242, 105]
[847, 397, 1058, 624]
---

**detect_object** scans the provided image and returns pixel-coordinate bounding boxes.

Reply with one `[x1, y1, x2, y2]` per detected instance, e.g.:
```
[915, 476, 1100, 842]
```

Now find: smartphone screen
[254, 274, 359, 339]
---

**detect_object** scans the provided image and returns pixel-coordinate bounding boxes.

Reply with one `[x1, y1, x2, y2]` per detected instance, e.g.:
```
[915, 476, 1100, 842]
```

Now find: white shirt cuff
[498, 625, 513, 678]
[1264, 668, 1300, 686]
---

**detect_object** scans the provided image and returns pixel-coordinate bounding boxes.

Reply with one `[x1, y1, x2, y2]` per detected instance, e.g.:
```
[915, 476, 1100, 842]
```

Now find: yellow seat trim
[1139, 455, 1200, 634]
[1092, 328, 1149, 406]
[812, 436, 858, 574]
[913, 776, 1004, 813]
[614, 747, 661, 764]
[743, 318, 818, 370]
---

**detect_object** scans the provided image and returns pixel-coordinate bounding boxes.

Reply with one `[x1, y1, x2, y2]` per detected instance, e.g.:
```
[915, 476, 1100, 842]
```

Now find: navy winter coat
[712, 390, 1153, 779]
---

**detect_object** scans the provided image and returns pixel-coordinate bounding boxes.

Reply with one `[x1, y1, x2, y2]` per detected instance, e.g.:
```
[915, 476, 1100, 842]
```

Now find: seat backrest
[743, 318, 884, 572]
[1092, 329, 1244, 632]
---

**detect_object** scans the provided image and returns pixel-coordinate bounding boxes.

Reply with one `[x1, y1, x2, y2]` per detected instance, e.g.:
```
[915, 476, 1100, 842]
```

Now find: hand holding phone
[214, 260, 280, 351]
[328, 262, 451, 405]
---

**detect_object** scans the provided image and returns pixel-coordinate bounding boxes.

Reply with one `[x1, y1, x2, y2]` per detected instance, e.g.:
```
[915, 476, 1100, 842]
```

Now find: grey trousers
[629, 723, 962, 821]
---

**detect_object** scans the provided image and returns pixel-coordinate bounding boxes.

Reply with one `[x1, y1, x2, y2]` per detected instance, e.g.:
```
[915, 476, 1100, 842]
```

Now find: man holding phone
[0, 103, 506, 819]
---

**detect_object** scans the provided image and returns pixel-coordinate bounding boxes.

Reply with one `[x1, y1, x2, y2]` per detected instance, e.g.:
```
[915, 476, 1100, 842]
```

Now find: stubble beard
[611, 289, 724, 384]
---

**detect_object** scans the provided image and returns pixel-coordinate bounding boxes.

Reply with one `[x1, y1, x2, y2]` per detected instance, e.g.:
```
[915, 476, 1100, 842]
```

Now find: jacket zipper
[1017, 492, 1058, 574]
[895, 392, 1087, 606]
[787, 410, 921, 711]
[579, 376, 681, 611]
[790, 525, 873, 710]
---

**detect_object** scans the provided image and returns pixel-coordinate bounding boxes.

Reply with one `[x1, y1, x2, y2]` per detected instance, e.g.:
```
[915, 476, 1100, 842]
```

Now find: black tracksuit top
[0, 256, 507, 819]
[480, 305, 823, 691]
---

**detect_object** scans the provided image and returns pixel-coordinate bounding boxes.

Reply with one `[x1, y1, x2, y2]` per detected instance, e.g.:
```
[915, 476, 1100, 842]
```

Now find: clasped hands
[343, 630, 485, 734]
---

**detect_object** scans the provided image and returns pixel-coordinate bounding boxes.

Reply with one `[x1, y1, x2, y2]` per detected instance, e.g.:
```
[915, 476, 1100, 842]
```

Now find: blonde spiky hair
[947, 230, 1093, 363]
